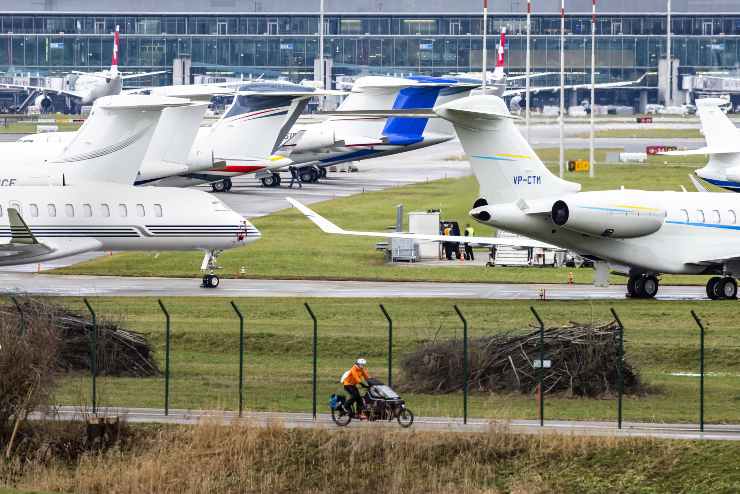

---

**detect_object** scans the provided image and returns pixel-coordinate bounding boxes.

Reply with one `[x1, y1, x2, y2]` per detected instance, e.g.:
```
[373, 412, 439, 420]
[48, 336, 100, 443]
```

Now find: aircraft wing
[502, 73, 649, 97]
[286, 198, 559, 249]
[0, 208, 102, 264]
[0, 82, 83, 99]
[120, 70, 167, 80]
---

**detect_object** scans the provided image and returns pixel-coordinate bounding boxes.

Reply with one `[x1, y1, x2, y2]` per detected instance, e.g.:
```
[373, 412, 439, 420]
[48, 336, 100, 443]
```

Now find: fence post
[231, 301, 245, 418]
[158, 300, 171, 416]
[610, 308, 625, 429]
[83, 298, 97, 415]
[530, 307, 545, 427]
[380, 304, 393, 388]
[304, 303, 318, 420]
[691, 310, 705, 432]
[10, 296, 24, 335]
[453, 305, 468, 425]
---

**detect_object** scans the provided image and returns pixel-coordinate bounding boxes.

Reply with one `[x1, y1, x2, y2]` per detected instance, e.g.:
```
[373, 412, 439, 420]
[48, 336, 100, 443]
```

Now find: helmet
[355, 358, 367, 367]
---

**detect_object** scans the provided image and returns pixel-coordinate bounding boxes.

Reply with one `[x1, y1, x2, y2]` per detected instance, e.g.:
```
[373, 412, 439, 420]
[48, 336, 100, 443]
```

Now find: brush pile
[0, 298, 159, 377]
[399, 321, 643, 397]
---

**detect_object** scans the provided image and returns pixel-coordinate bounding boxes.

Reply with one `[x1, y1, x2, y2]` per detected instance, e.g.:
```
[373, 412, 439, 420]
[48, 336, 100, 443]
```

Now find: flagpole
[482, 0, 488, 92]
[559, 0, 565, 178]
[525, 0, 531, 142]
[589, 0, 596, 178]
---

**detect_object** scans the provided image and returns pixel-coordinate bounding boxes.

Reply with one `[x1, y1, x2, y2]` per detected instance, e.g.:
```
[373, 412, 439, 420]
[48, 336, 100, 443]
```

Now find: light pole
[589, 0, 596, 178]
[559, 0, 565, 178]
[525, 0, 532, 141]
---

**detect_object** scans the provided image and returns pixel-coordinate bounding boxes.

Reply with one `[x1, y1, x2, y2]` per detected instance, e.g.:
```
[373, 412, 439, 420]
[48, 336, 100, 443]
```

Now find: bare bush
[399, 321, 644, 397]
[0, 303, 61, 450]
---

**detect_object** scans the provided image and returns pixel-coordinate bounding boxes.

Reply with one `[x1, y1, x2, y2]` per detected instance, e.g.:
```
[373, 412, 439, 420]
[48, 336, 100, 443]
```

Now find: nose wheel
[707, 277, 737, 300]
[200, 249, 223, 289]
[201, 274, 220, 288]
[627, 274, 659, 299]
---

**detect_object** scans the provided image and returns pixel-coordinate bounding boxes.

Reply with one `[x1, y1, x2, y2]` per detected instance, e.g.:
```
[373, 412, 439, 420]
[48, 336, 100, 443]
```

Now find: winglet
[286, 198, 344, 234]
[8, 208, 38, 245]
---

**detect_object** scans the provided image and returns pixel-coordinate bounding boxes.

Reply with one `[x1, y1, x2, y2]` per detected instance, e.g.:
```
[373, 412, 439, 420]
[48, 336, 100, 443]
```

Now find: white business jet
[0, 186, 257, 288]
[290, 94, 740, 300]
[658, 98, 740, 192]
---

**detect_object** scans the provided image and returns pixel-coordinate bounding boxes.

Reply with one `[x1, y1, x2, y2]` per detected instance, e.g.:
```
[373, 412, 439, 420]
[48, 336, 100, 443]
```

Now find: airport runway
[40, 406, 740, 441]
[0, 272, 710, 300]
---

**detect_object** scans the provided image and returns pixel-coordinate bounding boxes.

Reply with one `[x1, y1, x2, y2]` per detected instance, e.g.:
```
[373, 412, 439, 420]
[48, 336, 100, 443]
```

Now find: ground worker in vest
[442, 225, 453, 260]
[341, 358, 371, 416]
[464, 224, 475, 260]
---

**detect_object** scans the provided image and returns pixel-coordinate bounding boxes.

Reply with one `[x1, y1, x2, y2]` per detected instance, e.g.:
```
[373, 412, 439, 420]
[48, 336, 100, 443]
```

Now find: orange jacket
[342, 364, 370, 386]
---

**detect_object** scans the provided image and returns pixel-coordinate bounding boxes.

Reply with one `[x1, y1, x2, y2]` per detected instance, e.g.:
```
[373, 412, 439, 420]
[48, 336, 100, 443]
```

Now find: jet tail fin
[53, 95, 191, 185]
[110, 25, 120, 75]
[434, 95, 580, 205]
[137, 102, 209, 182]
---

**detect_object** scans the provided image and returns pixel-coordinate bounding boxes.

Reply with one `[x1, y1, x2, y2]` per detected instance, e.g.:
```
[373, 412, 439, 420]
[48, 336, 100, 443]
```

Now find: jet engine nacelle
[293, 125, 336, 152]
[551, 196, 666, 238]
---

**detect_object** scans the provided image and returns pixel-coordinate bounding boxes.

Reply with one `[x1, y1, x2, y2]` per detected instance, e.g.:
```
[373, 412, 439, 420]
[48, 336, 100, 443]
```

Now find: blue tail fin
[382, 80, 451, 145]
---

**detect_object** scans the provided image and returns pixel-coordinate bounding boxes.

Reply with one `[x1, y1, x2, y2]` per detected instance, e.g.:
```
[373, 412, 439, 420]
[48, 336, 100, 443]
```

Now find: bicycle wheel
[397, 407, 414, 428]
[331, 408, 352, 427]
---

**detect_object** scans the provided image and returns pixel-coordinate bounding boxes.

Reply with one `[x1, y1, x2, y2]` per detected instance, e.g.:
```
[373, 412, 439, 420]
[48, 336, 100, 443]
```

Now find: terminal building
[0, 0, 739, 110]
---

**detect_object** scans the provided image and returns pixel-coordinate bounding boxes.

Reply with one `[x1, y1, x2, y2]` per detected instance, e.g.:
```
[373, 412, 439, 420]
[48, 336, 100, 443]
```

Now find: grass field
[576, 128, 704, 139]
[8, 422, 740, 493]
[0, 122, 82, 134]
[39, 296, 740, 425]
[55, 153, 721, 285]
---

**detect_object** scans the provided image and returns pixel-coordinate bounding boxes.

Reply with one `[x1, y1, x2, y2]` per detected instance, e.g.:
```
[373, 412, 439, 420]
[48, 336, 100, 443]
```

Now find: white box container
[408, 211, 440, 259]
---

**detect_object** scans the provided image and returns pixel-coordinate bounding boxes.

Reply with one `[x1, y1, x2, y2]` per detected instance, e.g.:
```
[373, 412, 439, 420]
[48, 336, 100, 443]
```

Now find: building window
[65, 204, 74, 217]
[47, 204, 56, 217]
[29, 203, 38, 217]
[100, 204, 110, 217]
[82, 203, 93, 217]
[153, 204, 163, 217]
[119, 204, 128, 217]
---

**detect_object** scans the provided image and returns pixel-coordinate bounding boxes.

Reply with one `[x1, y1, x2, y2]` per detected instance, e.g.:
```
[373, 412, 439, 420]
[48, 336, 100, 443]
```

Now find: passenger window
[47, 204, 56, 217]
[711, 210, 721, 224]
[695, 210, 705, 223]
[82, 204, 92, 217]
[65, 204, 74, 217]
[729, 210, 737, 225]
[9, 201, 21, 215]
[136, 204, 145, 217]
[29, 203, 38, 217]
[100, 204, 110, 217]
[680, 209, 689, 223]
[0, 205, 3, 217]
[154, 204, 163, 218]
[119, 204, 128, 217]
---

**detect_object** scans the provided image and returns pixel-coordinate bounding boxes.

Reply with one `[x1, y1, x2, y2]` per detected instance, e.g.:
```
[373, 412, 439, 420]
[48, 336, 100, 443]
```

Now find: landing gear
[260, 173, 281, 187]
[211, 178, 232, 193]
[627, 274, 659, 299]
[319, 167, 327, 179]
[200, 249, 223, 289]
[299, 167, 318, 183]
[707, 276, 737, 300]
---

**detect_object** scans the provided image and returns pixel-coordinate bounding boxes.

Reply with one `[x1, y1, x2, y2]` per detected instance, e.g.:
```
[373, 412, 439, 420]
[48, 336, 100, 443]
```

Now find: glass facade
[0, 13, 739, 85]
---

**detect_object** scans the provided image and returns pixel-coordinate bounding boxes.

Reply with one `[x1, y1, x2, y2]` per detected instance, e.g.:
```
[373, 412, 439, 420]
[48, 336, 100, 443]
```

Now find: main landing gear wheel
[201, 274, 220, 288]
[707, 277, 737, 300]
[627, 274, 659, 299]
[260, 173, 281, 187]
[211, 179, 232, 192]
[319, 167, 327, 179]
